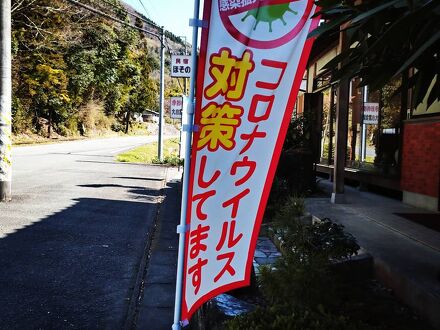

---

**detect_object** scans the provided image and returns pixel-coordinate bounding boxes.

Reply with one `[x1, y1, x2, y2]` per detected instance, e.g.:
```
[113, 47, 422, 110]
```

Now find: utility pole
[0, 0, 12, 202]
[158, 26, 165, 162]
[181, 36, 188, 95]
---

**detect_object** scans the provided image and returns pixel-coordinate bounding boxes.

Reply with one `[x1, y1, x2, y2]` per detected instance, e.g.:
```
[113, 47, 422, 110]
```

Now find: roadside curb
[374, 257, 440, 329]
[123, 167, 170, 330]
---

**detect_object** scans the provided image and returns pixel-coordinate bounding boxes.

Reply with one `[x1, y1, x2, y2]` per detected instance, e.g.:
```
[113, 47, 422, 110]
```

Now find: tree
[12, 0, 74, 135]
[311, 0, 440, 108]
[11, 0, 160, 136]
[25, 63, 70, 137]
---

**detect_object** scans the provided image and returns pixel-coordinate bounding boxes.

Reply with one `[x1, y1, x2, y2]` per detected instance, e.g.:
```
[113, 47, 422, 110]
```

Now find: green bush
[127, 121, 148, 135]
[272, 196, 305, 227]
[77, 101, 115, 135]
[275, 115, 316, 197]
[227, 198, 360, 329]
[226, 304, 361, 330]
[152, 155, 183, 167]
[56, 124, 70, 137]
[12, 96, 32, 134]
[260, 218, 358, 311]
[264, 176, 290, 220]
[65, 115, 80, 136]
[111, 121, 125, 132]
[322, 144, 352, 162]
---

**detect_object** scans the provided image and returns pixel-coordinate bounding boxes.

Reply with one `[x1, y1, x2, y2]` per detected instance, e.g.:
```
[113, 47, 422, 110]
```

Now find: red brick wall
[401, 120, 440, 198]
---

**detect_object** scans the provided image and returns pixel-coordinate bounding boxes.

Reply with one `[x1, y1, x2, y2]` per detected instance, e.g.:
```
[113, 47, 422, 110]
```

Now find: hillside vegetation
[11, 0, 186, 139]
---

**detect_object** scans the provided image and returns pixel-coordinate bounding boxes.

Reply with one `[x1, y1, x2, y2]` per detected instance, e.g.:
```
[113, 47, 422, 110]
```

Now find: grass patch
[116, 138, 181, 165]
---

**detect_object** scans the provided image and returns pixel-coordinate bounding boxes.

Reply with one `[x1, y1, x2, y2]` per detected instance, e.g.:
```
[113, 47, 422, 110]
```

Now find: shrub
[12, 96, 33, 134]
[165, 116, 173, 124]
[226, 304, 360, 330]
[111, 121, 125, 132]
[152, 155, 183, 167]
[78, 100, 114, 135]
[274, 115, 316, 197]
[127, 121, 148, 135]
[265, 176, 290, 220]
[272, 196, 305, 227]
[227, 198, 360, 329]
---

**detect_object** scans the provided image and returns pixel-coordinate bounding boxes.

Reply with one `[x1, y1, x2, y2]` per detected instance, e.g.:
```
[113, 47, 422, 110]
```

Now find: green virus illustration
[241, 3, 298, 32]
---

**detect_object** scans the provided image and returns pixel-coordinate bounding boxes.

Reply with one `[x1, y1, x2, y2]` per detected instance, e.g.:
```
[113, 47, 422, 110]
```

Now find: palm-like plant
[309, 0, 440, 108]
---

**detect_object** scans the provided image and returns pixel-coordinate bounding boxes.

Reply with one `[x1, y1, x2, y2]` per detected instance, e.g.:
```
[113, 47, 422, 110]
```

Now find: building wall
[306, 46, 338, 93]
[401, 119, 440, 211]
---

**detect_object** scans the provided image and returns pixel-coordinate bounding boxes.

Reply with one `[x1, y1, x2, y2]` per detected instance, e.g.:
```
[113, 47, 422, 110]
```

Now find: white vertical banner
[181, 0, 319, 321]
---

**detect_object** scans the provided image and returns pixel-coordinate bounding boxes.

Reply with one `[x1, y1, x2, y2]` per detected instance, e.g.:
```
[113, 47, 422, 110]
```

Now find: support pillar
[331, 27, 349, 204]
[331, 78, 349, 204]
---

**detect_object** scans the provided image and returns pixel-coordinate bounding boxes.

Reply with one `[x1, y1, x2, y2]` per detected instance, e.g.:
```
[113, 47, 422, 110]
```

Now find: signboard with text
[363, 102, 379, 125]
[181, 0, 319, 322]
[170, 96, 184, 119]
[171, 55, 192, 78]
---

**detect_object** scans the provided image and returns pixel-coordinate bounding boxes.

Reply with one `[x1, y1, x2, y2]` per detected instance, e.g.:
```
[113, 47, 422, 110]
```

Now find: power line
[64, 0, 170, 162]
[90, 0, 186, 51]
[65, 0, 176, 57]
[93, 0, 184, 53]
[65, 0, 160, 39]
[90, 0, 160, 34]
[144, 0, 157, 16]
[137, 0, 151, 20]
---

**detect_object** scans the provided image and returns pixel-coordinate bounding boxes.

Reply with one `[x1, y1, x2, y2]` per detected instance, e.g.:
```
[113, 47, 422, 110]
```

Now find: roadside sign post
[170, 96, 184, 120]
[171, 55, 193, 79]
[169, 95, 189, 160]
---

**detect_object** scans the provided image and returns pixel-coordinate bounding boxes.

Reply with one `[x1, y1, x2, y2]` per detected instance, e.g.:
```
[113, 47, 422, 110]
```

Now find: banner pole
[172, 0, 201, 329]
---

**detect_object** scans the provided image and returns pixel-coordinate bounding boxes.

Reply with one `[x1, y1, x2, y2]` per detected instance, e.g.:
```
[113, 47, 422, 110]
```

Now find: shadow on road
[112, 176, 164, 182]
[0, 192, 164, 329]
[76, 160, 156, 166]
[49, 152, 115, 158]
[78, 184, 164, 202]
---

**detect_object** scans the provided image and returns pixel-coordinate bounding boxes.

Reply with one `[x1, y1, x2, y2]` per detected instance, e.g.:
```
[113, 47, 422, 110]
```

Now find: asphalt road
[0, 136, 170, 329]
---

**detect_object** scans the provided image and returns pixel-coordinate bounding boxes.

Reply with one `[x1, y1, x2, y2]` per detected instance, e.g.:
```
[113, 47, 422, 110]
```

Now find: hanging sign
[171, 55, 192, 78]
[181, 0, 319, 322]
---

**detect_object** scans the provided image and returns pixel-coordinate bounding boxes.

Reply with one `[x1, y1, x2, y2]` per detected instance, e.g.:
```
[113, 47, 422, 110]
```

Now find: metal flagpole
[158, 26, 165, 162]
[0, 0, 12, 202]
[172, 0, 201, 328]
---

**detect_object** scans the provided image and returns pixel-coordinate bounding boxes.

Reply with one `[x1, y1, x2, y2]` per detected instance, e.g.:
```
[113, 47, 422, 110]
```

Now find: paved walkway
[132, 174, 440, 329]
[133, 170, 284, 330]
[135, 168, 181, 330]
[306, 179, 440, 328]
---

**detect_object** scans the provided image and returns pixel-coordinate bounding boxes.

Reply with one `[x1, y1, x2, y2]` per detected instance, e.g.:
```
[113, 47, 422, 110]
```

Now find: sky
[122, 0, 199, 44]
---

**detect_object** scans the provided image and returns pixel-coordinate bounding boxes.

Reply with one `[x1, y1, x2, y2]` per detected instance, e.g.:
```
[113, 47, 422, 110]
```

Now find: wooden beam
[331, 26, 349, 204]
